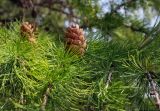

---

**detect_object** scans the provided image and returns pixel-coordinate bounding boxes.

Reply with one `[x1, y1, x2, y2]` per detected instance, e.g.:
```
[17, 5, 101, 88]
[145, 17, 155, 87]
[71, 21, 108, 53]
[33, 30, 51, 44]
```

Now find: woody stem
[146, 72, 160, 109]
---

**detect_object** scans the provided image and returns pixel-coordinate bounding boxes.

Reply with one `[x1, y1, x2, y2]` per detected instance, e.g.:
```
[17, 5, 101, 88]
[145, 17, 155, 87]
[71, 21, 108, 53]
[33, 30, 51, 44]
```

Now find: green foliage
[0, 0, 160, 110]
[0, 20, 160, 111]
[0, 22, 91, 110]
[0, 22, 128, 110]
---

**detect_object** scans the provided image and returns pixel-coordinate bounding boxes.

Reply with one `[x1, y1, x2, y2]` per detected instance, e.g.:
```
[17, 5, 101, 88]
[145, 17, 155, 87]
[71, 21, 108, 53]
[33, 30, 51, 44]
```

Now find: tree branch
[146, 72, 160, 109]
[105, 65, 114, 89]
[105, 70, 112, 89]
[40, 83, 52, 111]
[124, 24, 149, 34]
[35, 4, 79, 19]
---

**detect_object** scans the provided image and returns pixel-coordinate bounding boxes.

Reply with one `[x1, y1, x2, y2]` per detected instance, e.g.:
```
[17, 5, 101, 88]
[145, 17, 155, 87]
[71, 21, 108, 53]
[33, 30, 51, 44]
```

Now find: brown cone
[20, 22, 37, 43]
[65, 24, 87, 56]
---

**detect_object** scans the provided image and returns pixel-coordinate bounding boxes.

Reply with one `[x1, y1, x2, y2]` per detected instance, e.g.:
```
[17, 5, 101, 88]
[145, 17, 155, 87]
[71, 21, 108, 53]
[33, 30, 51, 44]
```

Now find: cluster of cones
[65, 24, 87, 56]
[20, 22, 87, 56]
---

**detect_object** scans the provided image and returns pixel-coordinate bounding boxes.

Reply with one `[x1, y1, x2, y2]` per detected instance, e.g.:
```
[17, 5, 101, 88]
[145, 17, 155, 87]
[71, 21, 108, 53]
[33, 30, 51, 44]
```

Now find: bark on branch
[40, 83, 52, 111]
[105, 65, 114, 89]
[146, 72, 160, 109]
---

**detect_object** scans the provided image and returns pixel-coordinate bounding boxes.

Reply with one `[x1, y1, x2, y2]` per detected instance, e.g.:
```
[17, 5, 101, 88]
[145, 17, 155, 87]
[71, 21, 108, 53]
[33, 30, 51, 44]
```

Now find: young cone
[20, 22, 37, 43]
[65, 24, 87, 56]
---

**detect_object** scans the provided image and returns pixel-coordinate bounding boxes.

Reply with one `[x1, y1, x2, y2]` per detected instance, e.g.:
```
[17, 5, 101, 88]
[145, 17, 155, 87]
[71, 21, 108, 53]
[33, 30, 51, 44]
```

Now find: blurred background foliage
[0, 0, 159, 38]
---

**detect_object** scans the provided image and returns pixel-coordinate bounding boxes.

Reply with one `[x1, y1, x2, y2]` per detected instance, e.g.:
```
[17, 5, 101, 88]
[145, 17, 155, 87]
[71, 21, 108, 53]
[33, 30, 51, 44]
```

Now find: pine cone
[65, 24, 87, 56]
[20, 22, 36, 43]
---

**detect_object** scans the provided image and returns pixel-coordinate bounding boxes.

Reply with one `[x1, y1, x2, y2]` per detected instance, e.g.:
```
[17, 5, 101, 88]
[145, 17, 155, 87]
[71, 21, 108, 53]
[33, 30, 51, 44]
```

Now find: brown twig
[124, 24, 149, 34]
[105, 65, 114, 88]
[40, 83, 52, 111]
[146, 72, 160, 109]
[105, 70, 112, 89]
[36, 0, 67, 8]
[20, 0, 37, 21]
[35, 4, 79, 19]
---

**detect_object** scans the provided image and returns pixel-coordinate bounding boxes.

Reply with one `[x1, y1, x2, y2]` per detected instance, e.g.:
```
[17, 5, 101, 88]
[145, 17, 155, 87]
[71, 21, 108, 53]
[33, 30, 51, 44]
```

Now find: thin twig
[35, 0, 67, 8]
[105, 70, 112, 89]
[18, 92, 24, 111]
[146, 72, 160, 109]
[124, 24, 149, 34]
[35, 4, 79, 19]
[138, 13, 160, 50]
[40, 83, 52, 111]
[20, 92, 24, 105]
[105, 65, 114, 89]
[20, 0, 37, 21]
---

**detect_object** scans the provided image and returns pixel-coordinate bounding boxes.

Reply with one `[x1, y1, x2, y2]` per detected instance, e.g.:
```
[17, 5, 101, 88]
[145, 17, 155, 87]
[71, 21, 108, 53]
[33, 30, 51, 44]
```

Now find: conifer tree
[0, 0, 160, 111]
